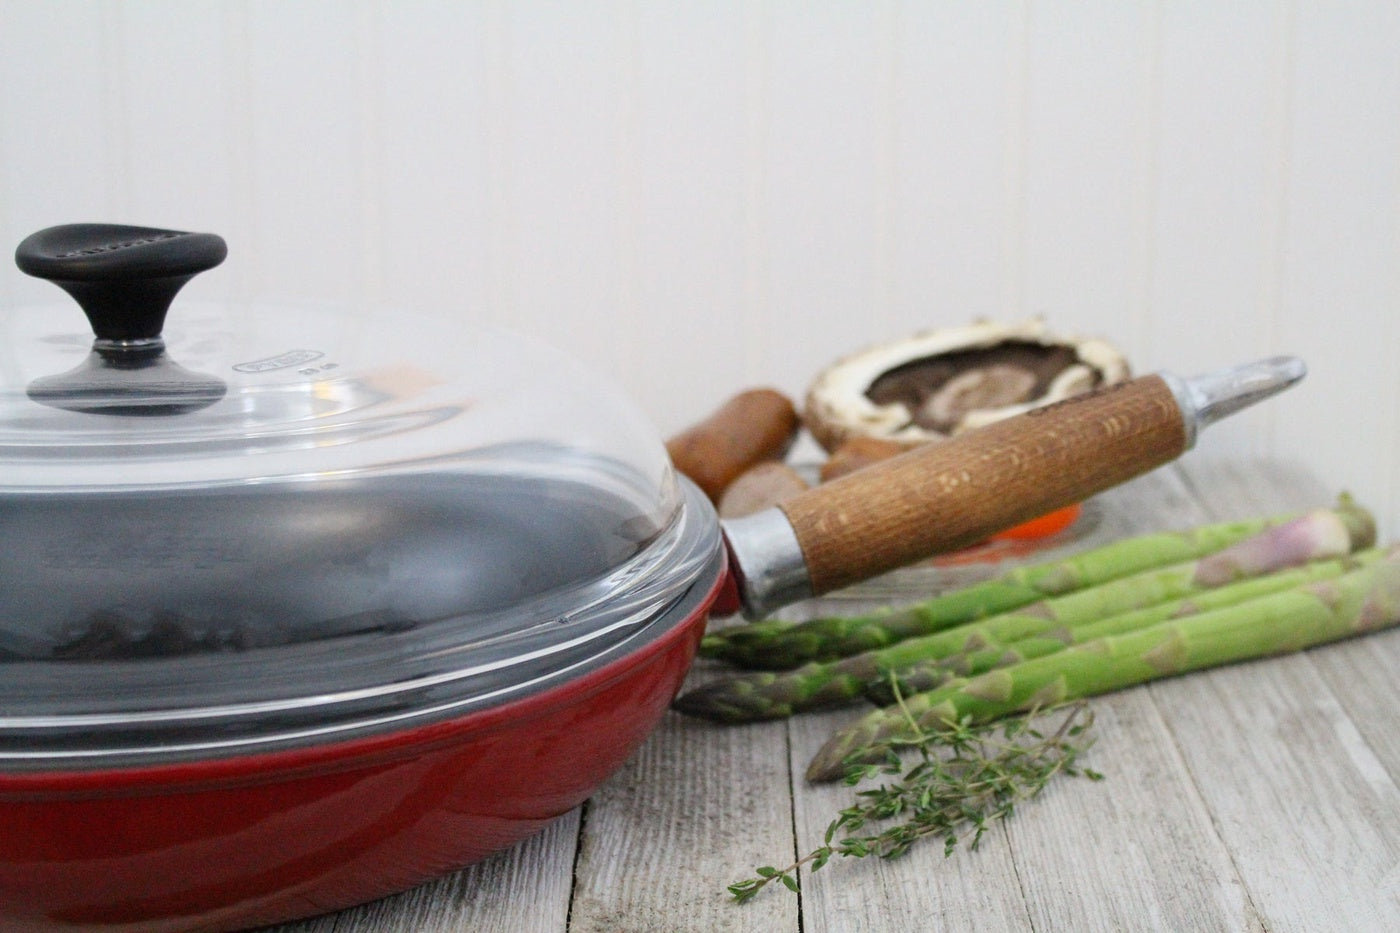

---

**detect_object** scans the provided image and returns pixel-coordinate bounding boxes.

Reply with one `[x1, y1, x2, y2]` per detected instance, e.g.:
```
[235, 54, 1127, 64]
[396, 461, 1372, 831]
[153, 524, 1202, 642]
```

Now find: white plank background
[0, 0, 1396, 542]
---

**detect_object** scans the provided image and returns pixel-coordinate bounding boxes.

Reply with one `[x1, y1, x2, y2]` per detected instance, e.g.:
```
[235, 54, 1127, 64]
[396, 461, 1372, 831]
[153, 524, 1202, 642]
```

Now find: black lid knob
[15, 224, 227, 342]
[15, 224, 229, 415]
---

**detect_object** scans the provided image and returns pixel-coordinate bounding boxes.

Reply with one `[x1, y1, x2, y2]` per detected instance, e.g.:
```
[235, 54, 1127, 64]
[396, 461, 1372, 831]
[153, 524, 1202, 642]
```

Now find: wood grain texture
[0, 0, 1397, 924]
[1153, 657, 1400, 932]
[996, 469, 1264, 932]
[1309, 630, 1400, 787]
[270, 811, 580, 933]
[790, 467, 1253, 933]
[251, 458, 1400, 931]
[1147, 458, 1400, 932]
[787, 688, 1036, 933]
[783, 375, 1187, 594]
[1006, 693, 1264, 933]
[567, 663, 797, 933]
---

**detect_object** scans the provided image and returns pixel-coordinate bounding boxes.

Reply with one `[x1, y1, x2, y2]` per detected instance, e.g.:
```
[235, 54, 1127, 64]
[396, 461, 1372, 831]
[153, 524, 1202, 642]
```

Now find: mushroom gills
[865, 341, 1088, 434]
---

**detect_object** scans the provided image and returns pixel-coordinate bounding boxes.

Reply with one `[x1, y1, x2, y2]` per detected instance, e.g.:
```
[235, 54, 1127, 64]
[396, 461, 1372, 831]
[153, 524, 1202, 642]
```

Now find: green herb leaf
[728, 700, 1101, 902]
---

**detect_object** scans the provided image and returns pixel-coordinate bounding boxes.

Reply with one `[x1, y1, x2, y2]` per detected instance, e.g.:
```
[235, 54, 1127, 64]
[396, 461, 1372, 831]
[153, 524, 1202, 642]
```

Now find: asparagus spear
[702, 509, 1319, 670]
[675, 505, 1375, 722]
[806, 545, 1400, 782]
[866, 548, 1384, 704]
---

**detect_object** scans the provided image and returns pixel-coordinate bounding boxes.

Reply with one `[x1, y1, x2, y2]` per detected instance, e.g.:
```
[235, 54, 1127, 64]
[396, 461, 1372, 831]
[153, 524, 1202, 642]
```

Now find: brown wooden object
[779, 374, 1189, 595]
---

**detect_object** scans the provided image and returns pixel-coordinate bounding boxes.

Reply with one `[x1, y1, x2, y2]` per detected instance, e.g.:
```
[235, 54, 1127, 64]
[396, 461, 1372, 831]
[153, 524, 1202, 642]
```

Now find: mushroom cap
[803, 318, 1131, 453]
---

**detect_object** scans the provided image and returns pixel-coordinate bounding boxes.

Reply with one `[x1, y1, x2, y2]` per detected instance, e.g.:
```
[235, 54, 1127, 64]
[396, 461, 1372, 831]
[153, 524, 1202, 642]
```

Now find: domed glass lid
[0, 224, 721, 767]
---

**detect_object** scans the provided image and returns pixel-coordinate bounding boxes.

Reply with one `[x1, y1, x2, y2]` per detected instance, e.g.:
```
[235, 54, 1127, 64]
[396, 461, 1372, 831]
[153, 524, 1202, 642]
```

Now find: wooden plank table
[270, 459, 1400, 932]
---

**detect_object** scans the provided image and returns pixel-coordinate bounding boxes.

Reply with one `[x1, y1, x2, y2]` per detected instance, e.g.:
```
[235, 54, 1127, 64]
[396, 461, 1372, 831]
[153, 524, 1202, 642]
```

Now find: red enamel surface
[0, 581, 718, 932]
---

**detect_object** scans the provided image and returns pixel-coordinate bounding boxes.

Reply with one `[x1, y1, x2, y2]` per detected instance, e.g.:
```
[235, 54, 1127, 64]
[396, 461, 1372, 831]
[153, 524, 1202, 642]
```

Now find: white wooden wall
[1, 1, 1397, 538]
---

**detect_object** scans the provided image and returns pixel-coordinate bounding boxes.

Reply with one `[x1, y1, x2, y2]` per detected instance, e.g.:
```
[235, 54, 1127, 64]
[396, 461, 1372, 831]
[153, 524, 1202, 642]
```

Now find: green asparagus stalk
[674, 506, 1376, 722]
[806, 545, 1400, 782]
[702, 509, 1329, 670]
[865, 548, 1385, 704]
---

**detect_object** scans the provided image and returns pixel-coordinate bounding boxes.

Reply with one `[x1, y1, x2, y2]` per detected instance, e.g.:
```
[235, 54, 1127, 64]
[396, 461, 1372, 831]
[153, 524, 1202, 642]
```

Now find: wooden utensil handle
[780, 374, 1188, 595]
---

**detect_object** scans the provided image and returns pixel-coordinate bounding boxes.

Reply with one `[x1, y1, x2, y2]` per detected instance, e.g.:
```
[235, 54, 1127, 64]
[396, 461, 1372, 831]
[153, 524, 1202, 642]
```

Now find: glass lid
[0, 224, 723, 768]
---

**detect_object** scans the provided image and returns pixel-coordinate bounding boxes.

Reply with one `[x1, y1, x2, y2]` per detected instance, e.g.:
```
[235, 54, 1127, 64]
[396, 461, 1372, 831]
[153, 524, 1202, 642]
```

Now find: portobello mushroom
[803, 319, 1130, 453]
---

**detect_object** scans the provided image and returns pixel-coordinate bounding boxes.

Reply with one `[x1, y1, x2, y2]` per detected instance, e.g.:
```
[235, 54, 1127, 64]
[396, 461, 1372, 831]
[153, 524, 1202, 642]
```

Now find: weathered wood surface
[268, 459, 1400, 932]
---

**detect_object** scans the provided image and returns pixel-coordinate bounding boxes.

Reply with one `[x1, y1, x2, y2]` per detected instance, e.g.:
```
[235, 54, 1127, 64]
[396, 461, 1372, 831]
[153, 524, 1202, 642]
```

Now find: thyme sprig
[728, 695, 1103, 902]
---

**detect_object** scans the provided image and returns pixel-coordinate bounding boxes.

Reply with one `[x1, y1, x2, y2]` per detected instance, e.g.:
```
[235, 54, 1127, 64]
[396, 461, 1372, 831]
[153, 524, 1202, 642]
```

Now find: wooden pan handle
[779, 374, 1188, 596]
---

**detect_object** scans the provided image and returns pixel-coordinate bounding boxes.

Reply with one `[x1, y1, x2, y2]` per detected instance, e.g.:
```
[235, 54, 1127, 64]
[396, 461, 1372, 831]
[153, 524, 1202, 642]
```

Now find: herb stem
[728, 700, 1102, 903]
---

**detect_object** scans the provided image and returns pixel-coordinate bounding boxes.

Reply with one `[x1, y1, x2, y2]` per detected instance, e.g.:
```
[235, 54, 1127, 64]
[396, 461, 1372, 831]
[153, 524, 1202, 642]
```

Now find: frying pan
[0, 225, 1302, 931]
